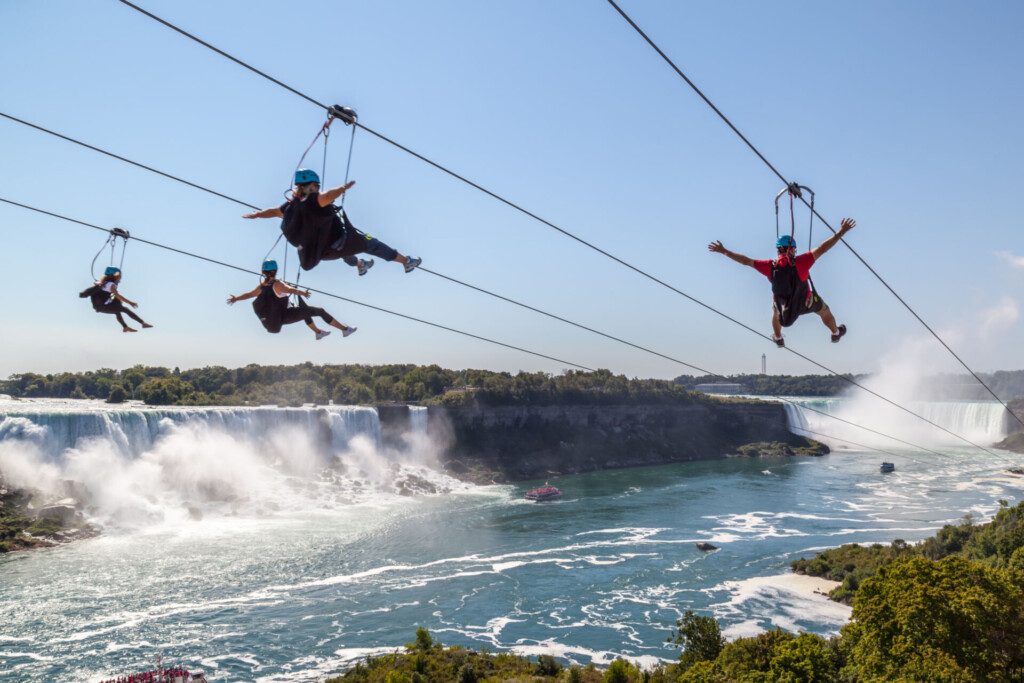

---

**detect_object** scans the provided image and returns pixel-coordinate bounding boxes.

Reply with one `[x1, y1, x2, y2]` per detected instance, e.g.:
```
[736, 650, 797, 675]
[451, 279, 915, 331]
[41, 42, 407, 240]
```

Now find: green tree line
[1, 365, 705, 408]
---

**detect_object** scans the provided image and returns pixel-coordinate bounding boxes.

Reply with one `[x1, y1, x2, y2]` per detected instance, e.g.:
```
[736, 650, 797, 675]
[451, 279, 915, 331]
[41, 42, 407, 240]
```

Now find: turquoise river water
[0, 398, 1021, 681]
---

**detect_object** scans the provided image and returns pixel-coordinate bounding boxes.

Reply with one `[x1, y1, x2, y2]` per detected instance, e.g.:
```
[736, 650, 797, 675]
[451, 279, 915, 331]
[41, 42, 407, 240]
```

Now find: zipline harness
[90, 227, 131, 279]
[268, 105, 360, 298]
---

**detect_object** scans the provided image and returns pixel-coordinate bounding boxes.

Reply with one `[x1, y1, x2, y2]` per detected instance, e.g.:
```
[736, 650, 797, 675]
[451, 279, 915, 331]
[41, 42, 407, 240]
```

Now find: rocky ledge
[0, 479, 98, 553]
[380, 400, 828, 484]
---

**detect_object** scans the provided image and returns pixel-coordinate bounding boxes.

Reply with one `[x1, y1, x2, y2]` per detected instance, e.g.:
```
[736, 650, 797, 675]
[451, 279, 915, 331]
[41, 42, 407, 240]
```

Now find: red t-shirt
[753, 251, 815, 282]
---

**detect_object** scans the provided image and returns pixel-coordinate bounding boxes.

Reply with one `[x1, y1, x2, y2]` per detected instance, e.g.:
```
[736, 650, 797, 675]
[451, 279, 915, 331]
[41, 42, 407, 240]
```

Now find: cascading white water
[409, 405, 428, 434]
[0, 402, 381, 461]
[0, 398, 463, 529]
[782, 397, 1010, 449]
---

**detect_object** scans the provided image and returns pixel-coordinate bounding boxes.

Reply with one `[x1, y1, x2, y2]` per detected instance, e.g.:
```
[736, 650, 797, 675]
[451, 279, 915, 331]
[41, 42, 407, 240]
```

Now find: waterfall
[0, 402, 382, 461]
[409, 406, 428, 435]
[782, 398, 1010, 449]
[0, 399, 461, 527]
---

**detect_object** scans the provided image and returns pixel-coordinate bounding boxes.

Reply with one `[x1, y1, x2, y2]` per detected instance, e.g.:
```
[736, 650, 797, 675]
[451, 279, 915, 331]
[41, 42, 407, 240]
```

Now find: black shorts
[800, 291, 825, 316]
[774, 291, 825, 327]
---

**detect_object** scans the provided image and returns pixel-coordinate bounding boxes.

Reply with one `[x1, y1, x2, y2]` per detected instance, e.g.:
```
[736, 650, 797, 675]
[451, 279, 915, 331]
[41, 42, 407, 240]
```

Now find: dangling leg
[98, 302, 137, 332]
[342, 254, 374, 276]
[338, 218, 420, 273]
[118, 303, 152, 329]
[301, 299, 356, 338]
[817, 303, 846, 342]
[113, 310, 136, 332]
[285, 298, 327, 338]
[771, 307, 784, 347]
[283, 300, 356, 339]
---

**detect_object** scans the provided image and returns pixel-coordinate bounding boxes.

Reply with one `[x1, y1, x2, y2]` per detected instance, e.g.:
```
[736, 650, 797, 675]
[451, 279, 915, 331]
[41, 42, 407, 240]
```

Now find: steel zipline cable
[0, 197, 592, 372]
[108, 1, 1019, 452]
[603, 0, 1023, 431]
[42, 5, 1024, 457]
[0, 189, 1008, 466]
[0, 115, 1011, 457]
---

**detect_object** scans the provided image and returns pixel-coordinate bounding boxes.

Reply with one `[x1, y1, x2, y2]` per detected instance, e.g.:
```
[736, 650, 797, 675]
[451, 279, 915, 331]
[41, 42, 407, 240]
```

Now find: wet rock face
[432, 401, 825, 482]
[36, 503, 80, 526]
[2, 484, 98, 553]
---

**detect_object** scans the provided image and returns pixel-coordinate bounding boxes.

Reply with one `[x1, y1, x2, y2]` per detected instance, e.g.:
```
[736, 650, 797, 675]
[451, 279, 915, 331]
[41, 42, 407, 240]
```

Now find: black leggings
[273, 298, 335, 331]
[96, 301, 145, 328]
[324, 213, 400, 263]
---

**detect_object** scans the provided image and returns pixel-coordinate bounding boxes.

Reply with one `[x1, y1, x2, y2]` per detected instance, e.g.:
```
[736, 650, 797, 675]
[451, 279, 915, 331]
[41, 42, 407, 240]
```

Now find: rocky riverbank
[0, 477, 97, 553]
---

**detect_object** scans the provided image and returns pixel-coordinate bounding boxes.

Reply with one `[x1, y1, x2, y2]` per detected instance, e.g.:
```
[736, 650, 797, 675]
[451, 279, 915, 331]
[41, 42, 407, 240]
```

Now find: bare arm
[242, 207, 284, 219]
[274, 281, 311, 298]
[108, 284, 138, 308]
[227, 284, 263, 304]
[811, 218, 856, 261]
[317, 181, 355, 207]
[707, 240, 757, 268]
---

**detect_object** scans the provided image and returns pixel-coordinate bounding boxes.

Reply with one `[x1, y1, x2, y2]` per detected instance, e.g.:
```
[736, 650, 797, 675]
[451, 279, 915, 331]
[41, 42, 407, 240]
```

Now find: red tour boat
[525, 483, 562, 501]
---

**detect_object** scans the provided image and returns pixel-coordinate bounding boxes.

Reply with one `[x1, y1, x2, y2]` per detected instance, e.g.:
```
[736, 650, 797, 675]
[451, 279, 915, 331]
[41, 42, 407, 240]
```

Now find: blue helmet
[294, 168, 320, 185]
[262, 259, 278, 272]
[776, 234, 797, 249]
[104, 266, 121, 277]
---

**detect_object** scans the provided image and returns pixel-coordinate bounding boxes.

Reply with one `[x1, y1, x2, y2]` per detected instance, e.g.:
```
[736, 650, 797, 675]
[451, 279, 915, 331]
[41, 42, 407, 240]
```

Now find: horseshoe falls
[1, 397, 1022, 682]
[782, 397, 1011, 450]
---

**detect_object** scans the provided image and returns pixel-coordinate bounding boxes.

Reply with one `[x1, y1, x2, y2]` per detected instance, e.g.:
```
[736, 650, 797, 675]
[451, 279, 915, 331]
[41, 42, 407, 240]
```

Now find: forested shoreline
[1, 365, 714, 407]
[5, 364, 1024, 408]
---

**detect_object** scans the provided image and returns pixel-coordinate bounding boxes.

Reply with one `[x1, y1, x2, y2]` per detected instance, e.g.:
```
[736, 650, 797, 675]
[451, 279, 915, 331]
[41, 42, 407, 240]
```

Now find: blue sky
[2, 0, 1022, 379]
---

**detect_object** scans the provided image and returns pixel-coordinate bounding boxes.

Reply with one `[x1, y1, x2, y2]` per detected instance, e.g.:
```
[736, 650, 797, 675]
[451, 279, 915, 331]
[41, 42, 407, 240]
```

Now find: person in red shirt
[708, 217, 856, 347]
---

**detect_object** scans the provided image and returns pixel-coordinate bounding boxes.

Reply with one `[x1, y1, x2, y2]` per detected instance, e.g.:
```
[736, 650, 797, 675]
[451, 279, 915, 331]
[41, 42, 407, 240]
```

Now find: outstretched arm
[811, 218, 855, 261]
[227, 284, 263, 304]
[317, 181, 355, 207]
[708, 240, 756, 268]
[242, 207, 284, 219]
[275, 282, 311, 298]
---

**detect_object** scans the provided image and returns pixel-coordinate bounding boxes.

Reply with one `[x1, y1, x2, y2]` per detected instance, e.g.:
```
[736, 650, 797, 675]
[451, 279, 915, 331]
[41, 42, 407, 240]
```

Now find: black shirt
[278, 192, 345, 270]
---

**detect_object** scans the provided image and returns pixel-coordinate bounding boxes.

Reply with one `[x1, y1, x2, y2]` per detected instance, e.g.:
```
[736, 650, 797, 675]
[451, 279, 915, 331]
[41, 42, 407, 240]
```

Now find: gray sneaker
[315, 330, 332, 341]
[358, 259, 375, 276]
[403, 256, 422, 273]
[342, 326, 357, 338]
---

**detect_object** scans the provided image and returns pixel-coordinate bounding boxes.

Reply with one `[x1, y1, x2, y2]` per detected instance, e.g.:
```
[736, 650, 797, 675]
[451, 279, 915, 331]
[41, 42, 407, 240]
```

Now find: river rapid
[0, 398, 1021, 681]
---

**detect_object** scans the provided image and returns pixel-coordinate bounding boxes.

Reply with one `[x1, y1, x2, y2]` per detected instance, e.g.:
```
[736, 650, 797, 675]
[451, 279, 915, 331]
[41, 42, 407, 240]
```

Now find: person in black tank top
[227, 260, 357, 340]
[78, 267, 153, 333]
[242, 169, 423, 276]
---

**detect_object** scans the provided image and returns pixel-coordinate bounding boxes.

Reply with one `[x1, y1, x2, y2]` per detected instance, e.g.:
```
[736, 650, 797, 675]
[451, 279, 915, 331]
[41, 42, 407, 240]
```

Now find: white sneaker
[403, 256, 422, 273]
[315, 330, 331, 341]
[357, 259, 375, 276]
[342, 326, 357, 338]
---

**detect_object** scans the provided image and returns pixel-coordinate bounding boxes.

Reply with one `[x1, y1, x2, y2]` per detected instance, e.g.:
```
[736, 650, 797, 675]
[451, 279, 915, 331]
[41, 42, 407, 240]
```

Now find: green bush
[137, 377, 195, 405]
[105, 385, 127, 403]
[603, 659, 639, 683]
[767, 633, 835, 682]
[670, 611, 724, 670]
[412, 627, 433, 651]
[535, 654, 561, 676]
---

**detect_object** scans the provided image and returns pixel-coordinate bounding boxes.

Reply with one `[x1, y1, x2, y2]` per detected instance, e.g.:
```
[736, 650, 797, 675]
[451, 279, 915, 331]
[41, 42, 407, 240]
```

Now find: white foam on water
[507, 640, 669, 671]
[710, 573, 851, 639]
[256, 647, 403, 682]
